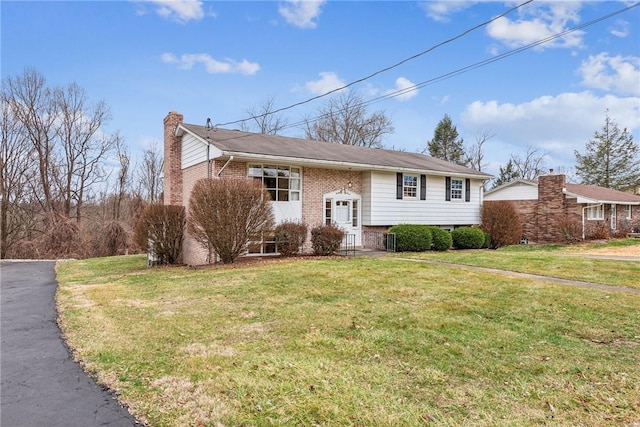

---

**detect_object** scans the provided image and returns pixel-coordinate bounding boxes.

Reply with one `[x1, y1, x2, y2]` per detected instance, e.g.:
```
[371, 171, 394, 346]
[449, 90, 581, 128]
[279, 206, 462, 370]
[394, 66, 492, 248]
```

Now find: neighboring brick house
[163, 112, 492, 265]
[484, 173, 640, 243]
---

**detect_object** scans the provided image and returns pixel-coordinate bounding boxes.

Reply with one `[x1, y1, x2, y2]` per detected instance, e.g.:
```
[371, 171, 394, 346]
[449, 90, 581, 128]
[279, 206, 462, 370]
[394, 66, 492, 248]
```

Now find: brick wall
[506, 200, 538, 241]
[301, 168, 362, 252]
[163, 112, 184, 206]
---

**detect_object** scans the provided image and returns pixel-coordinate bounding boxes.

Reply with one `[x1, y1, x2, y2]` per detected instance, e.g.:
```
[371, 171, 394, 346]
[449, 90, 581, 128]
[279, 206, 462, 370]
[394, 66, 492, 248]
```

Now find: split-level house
[163, 112, 492, 265]
[484, 173, 640, 243]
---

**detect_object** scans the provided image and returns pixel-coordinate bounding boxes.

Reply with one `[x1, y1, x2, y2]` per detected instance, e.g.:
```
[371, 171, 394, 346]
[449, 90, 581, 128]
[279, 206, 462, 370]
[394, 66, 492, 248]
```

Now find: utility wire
[210, 1, 639, 142]
[280, 2, 640, 133]
[213, 0, 534, 128]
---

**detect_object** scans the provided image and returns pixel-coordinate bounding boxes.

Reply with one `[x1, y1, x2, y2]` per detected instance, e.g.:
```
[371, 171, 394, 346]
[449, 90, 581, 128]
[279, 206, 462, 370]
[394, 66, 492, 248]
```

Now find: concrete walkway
[1, 261, 140, 426]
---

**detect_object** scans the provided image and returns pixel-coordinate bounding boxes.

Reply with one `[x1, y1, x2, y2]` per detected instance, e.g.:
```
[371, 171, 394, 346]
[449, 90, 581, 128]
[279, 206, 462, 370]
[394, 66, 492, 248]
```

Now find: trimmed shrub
[134, 204, 185, 265]
[311, 224, 345, 255]
[427, 226, 452, 251]
[187, 178, 274, 264]
[481, 201, 522, 249]
[275, 221, 308, 257]
[389, 224, 432, 252]
[451, 226, 485, 249]
[482, 232, 491, 249]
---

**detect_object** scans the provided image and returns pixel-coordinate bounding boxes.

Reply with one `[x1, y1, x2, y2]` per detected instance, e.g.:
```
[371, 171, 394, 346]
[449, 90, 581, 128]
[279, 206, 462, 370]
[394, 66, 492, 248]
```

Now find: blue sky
[2, 1, 639, 179]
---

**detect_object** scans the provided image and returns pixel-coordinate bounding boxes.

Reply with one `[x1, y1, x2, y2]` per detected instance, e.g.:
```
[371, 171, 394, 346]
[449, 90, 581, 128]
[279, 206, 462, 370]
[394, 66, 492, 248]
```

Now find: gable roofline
[483, 179, 537, 196]
[177, 123, 493, 180]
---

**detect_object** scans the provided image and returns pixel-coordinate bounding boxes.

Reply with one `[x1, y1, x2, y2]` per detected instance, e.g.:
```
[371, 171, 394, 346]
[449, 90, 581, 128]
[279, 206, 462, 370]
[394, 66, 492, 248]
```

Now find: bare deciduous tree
[303, 91, 393, 148]
[511, 146, 548, 180]
[54, 82, 116, 222]
[112, 135, 130, 221]
[136, 141, 164, 203]
[1, 87, 38, 258]
[465, 130, 493, 172]
[240, 97, 288, 135]
[5, 68, 58, 216]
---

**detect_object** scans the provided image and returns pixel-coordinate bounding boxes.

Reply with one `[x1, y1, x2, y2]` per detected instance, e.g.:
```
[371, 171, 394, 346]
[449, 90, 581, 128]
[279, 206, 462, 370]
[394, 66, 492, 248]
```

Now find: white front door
[324, 191, 361, 246]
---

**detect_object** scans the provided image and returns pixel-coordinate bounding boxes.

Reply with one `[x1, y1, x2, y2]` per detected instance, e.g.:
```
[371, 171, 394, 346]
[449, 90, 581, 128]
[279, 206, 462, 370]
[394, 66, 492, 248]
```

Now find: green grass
[393, 240, 640, 289]
[56, 251, 640, 427]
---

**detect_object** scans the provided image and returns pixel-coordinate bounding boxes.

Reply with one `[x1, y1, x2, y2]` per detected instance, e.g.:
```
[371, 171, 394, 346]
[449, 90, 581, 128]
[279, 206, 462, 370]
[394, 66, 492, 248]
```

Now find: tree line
[1, 68, 163, 259]
[3, 68, 638, 259]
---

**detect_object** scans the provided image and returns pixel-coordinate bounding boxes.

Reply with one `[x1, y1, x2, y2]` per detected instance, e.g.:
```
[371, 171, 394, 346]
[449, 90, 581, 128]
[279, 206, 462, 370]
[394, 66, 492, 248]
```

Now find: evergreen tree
[427, 114, 465, 164]
[575, 113, 640, 189]
[492, 159, 519, 189]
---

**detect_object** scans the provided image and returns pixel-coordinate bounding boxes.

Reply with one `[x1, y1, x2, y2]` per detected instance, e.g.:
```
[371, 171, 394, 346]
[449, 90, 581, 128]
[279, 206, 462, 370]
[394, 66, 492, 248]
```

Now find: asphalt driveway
[1, 261, 139, 426]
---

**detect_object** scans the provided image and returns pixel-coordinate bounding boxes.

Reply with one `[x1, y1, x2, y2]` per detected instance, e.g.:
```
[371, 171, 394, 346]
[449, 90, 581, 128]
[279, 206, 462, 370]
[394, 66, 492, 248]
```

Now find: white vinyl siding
[484, 182, 538, 201]
[182, 133, 209, 169]
[362, 171, 482, 226]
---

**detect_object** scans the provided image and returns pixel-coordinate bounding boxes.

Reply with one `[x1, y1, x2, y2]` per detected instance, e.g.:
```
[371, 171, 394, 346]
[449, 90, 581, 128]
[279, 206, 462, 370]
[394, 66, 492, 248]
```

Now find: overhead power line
[213, 0, 534, 128]
[282, 1, 640, 131]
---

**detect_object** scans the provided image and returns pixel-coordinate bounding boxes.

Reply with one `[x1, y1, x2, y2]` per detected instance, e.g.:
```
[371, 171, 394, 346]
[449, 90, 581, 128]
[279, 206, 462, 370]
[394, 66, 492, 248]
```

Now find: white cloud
[305, 72, 346, 95]
[384, 77, 418, 101]
[142, 0, 205, 23]
[461, 91, 640, 170]
[486, 2, 584, 50]
[161, 53, 260, 75]
[579, 53, 640, 96]
[609, 19, 629, 38]
[278, 0, 325, 29]
[419, 1, 476, 22]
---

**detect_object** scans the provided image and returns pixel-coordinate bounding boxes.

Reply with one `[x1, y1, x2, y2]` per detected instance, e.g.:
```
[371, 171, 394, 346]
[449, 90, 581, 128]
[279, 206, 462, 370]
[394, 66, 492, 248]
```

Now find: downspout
[207, 144, 212, 179]
[217, 155, 234, 177]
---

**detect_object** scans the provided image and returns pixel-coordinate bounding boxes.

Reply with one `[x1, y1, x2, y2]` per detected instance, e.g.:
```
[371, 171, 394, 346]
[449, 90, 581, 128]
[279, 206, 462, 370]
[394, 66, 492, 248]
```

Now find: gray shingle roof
[565, 183, 640, 204]
[181, 123, 492, 179]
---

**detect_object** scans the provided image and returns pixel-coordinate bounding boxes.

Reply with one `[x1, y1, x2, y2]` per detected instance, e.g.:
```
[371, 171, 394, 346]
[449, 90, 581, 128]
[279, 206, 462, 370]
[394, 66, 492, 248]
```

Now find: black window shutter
[445, 177, 451, 201]
[465, 179, 471, 202]
[396, 173, 403, 199]
[420, 175, 426, 200]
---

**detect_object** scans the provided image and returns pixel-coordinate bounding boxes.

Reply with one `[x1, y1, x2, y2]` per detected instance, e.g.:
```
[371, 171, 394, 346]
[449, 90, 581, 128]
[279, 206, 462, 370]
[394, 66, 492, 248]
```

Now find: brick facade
[490, 174, 640, 244]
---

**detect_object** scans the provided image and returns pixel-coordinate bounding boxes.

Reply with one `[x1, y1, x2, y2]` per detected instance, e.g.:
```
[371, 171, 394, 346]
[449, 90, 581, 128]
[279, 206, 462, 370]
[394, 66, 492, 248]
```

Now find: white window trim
[625, 204, 632, 220]
[450, 178, 464, 201]
[586, 204, 604, 220]
[248, 164, 301, 202]
[403, 174, 418, 199]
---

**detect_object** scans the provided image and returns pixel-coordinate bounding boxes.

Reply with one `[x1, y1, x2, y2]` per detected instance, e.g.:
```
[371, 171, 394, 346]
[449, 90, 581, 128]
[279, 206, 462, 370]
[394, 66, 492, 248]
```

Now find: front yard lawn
[56, 251, 640, 426]
[394, 239, 640, 289]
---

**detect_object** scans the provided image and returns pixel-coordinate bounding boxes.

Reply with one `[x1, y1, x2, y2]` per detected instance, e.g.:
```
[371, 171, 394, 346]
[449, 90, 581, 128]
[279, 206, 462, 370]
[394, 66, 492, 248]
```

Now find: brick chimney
[536, 173, 567, 242]
[163, 111, 184, 205]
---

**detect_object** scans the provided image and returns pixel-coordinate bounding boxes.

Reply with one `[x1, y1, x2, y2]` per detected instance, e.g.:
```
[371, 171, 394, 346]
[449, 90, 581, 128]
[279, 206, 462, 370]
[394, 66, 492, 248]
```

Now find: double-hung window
[248, 165, 301, 201]
[445, 177, 470, 201]
[450, 179, 463, 200]
[625, 204, 632, 220]
[586, 204, 604, 220]
[403, 175, 418, 198]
